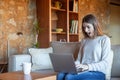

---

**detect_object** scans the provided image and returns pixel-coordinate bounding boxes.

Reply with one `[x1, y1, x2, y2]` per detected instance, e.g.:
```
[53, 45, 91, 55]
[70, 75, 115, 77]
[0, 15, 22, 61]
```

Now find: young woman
[57, 14, 112, 80]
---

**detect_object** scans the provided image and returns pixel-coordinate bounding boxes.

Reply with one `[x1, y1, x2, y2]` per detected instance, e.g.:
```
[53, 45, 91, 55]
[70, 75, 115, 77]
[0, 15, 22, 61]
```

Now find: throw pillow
[29, 47, 53, 71]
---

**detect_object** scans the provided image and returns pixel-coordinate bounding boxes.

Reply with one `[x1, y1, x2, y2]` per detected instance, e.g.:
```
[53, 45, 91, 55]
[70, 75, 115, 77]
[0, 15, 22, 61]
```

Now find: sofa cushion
[111, 45, 120, 77]
[111, 78, 120, 80]
[29, 47, 53, 71]
[50, 42, 80, 59]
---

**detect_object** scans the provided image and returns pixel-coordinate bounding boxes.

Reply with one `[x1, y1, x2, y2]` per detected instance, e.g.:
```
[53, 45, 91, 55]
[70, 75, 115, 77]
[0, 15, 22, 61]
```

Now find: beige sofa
[8, 42, 120, 80]
[8, 42, 80, 73]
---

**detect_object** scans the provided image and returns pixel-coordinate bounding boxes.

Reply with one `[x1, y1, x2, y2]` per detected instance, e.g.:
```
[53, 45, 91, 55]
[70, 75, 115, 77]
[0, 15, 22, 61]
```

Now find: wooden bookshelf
[36, 0, 80, 48]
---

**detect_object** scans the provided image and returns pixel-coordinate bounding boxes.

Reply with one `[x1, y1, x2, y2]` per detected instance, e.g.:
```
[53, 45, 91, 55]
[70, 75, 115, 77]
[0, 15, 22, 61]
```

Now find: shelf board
[69, 11, 78, 14]
[69, 33, 79, 35]
[52, 32, 66, 34]
[51, 7, 66, 11]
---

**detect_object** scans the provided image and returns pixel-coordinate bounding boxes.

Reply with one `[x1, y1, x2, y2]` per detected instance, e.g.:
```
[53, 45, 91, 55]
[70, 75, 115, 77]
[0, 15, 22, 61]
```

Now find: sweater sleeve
[75, 39, 85, 63]
[87, 36, 111, 73]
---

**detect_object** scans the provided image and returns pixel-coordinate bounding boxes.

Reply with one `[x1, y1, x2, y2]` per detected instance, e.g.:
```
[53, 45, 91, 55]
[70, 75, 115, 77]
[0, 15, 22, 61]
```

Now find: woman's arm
[75, 39, 85, 64]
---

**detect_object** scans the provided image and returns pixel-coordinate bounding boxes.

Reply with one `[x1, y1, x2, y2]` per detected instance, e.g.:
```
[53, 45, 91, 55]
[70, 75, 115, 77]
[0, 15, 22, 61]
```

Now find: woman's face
[82, 22, 95, 38]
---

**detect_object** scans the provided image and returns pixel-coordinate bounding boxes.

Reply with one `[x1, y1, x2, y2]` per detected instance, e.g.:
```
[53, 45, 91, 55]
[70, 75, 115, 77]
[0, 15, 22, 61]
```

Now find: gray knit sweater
[76, 35, 112, 74]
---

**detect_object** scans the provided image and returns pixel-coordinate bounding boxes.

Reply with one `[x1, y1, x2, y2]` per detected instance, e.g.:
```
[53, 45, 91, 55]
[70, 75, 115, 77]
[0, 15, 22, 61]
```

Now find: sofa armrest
[8, 54, 31, 72]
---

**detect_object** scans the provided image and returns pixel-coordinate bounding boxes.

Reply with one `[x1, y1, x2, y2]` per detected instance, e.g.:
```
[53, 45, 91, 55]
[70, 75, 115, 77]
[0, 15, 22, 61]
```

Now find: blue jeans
[57, 71, 105, 80]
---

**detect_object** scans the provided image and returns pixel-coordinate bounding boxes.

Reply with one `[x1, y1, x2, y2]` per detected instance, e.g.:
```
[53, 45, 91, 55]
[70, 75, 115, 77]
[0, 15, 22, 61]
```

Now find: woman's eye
[87, 26, 90, 29]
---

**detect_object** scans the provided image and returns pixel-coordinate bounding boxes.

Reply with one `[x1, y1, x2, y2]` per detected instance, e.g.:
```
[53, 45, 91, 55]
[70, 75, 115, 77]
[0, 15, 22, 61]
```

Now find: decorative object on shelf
[60, 39, 66, 42]
[54, 1, 62, 9]
[56, 28, 63, 33]
[51, 11, 58, 20]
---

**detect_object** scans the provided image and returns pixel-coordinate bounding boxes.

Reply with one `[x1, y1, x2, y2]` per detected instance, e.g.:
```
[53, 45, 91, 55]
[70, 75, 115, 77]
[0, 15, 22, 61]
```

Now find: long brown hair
[82, 14, 104, 38]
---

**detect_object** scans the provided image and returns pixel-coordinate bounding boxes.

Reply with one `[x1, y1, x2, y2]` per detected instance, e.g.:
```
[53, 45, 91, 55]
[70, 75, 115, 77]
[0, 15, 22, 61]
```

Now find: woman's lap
[57, 71, 105, 80]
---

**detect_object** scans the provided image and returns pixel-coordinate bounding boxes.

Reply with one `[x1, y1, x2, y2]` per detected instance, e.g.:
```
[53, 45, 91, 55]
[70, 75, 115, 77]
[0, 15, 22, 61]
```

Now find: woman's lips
[86, 32, 92, 37]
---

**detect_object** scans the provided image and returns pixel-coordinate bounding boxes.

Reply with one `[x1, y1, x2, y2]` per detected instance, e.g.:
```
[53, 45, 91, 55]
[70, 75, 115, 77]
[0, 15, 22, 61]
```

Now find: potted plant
[32, 20, 41, 48]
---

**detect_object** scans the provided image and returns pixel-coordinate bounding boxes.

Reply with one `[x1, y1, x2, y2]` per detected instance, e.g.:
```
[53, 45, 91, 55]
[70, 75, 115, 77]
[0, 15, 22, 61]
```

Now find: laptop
[49, 53, 83, 74]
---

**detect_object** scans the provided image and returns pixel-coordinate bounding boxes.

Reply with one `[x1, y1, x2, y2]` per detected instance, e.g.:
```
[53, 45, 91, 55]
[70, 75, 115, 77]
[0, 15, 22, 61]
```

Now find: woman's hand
[75, 64, 89, 71]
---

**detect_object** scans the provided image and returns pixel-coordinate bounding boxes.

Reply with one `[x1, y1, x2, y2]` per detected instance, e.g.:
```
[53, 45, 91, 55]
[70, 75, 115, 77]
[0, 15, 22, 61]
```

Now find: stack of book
[70, 20, 78, 34]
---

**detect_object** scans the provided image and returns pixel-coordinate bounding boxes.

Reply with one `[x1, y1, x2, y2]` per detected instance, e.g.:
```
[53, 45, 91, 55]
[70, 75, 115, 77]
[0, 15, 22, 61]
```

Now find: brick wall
[0, 0, 36, 61]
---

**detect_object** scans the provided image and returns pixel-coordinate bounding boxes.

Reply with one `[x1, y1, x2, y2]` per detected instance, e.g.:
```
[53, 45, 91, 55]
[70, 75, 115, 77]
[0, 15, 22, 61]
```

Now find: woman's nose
[84, 28, 88, 32]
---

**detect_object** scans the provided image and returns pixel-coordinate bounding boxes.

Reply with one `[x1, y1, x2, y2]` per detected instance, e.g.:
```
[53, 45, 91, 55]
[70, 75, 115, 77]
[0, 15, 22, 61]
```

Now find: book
[73, 0, 78, 12]
[74, 20, 78, 34]
[75, 1, 78, 12]
[70, 20, 75, 33]
[73, 0, 76, 12]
